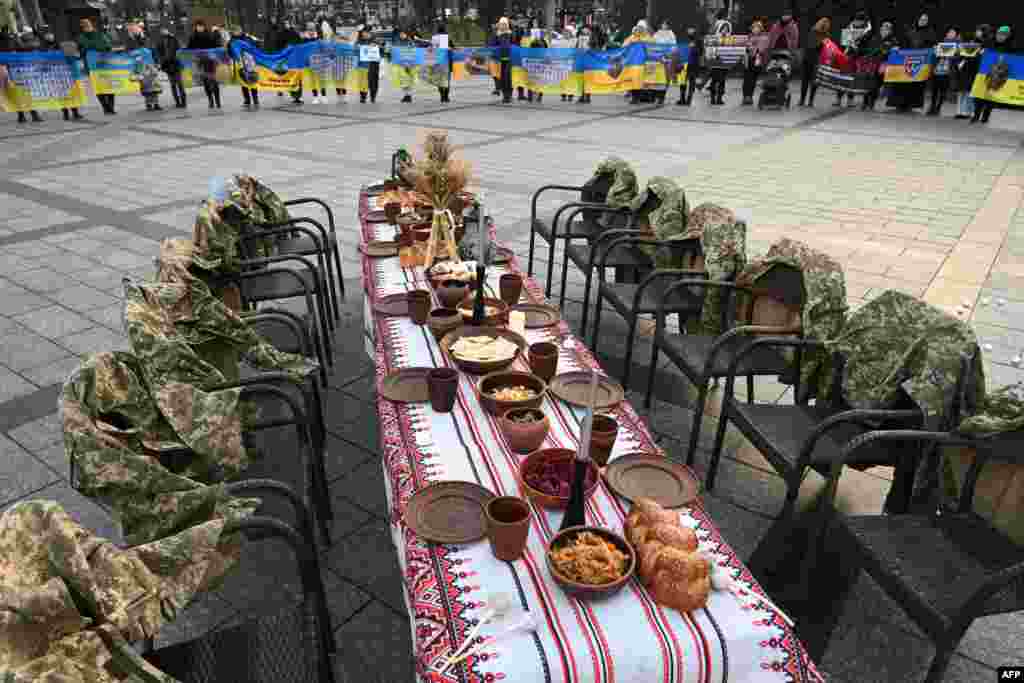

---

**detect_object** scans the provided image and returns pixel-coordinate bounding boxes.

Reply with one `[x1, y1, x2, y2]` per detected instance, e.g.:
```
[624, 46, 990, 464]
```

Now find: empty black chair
[644, 270, 805, 468]
[526, 173, 614, 287]
[812, 429, 1024, 683]
[146, 515, 338, 683]
[589, 234, 706, 390]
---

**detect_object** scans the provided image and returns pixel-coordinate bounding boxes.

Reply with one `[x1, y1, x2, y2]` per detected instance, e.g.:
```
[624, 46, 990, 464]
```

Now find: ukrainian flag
[0, 50, 86, 112]
[883, 47, 933, 83]
[177, 48, 234, 88]
[513, 47, 579, 95]
[227, 39, 308, 92]
[643, 44, 688, 88]
[581, 44, 646, 93]
[86, 48, 153, 95]
[972, 50, 1024, 107]
[452, 47, 496, 81]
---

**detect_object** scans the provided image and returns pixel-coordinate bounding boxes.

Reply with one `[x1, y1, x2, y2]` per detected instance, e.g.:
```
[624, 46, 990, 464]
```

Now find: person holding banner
[496, 17, 514, 104]
[188, 20, 222, 110]
[227, 28, 259, 109]
[956, 24, 991, 119]
[156, 27, 185, 109]
[433, 23, 454, 103]
[887, 13, 935, 112]
[355, 26, 380, 104]
[39, 26, 85, 121]
[927, 27, 959, 116]
[525, 28, 547, 103]
[861, 20, 896, 110]
[973, 25, 1021, 124]
[77, 18, 114, 114]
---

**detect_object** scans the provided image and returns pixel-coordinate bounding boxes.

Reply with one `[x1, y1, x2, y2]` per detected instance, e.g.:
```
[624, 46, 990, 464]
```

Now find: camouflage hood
[0, 500, 253, 683]
[680, 203, 748, 335]
[591, 157, 639, 209]
[828, 290, 985, 422]
[957, 382, 1024, 437]
[737, 238, 848, 397]
[189, 174, 288, 277]
[633, 178, 690, 268]
[60, 352, 257, 545]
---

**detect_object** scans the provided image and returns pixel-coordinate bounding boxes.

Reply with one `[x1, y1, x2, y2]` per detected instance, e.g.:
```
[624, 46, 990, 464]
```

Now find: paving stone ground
[1, 77, 1023, 682]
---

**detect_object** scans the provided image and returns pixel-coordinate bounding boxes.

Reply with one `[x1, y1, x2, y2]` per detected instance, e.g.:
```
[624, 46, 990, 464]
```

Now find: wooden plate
[373, 293, 409, 317]
[365, 209, 389, 223]
[548, 372, 625, 410]
[510, 303, 560, 329]
[360, 240, 399, 258]
[604, 453, 700, 509]
[404, 481, 495, 544]
[379, 368, 432, 403]
[440, 326, 527, 375]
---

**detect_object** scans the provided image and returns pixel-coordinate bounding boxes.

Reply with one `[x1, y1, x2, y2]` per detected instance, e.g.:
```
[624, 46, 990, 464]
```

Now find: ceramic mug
[485, 496, 531, 561]
[407, 290, 432, 325]
[528, 341, 559, 383]
[427, 368, 459, 413]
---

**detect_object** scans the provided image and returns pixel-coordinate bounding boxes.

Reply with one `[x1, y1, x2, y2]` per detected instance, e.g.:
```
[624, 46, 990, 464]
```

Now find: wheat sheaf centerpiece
[402, 132, 473, 270]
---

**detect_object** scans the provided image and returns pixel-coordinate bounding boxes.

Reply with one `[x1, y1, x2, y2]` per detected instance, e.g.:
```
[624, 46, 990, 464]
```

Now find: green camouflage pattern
[957, 382, 1024, 436]
[736, 238, 848, 398]
[60, 352, 257, 545]
[632, 177, 690, 268]
[679, 203, 748, 335]
[591, 157, 638, 209]
[0, 500, 253, 682]
[828, 290, 984, 421]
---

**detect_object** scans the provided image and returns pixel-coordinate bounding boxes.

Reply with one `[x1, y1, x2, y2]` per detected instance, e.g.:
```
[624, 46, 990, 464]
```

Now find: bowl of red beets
[519, 448, 600, 509]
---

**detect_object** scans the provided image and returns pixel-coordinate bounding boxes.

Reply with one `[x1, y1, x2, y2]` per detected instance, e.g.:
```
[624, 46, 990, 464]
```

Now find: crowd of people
[3, 9, 1020, 124]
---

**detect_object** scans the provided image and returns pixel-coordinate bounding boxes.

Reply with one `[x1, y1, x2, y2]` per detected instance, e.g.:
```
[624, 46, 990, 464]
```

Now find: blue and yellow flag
[581, 44, 646, 93]
[513, 47, 579, 94]
[883, 48, 934, 83]
[227, 39, 362, 92]
[86, 48, 154, 95]
[452, 47, 497, 80]
[643, 44, 688, 88]
[389, 46, 450, 90]
[0, 50, 86, 112]
[972, 50, 1024, 107]
[177, 48, 235, 87]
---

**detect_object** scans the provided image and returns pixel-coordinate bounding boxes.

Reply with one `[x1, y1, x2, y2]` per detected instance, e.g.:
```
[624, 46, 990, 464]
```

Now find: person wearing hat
[973, 25, 1021, 123]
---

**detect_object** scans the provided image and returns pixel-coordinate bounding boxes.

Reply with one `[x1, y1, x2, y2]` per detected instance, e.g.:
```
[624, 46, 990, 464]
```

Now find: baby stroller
[758, 50, 793, 109]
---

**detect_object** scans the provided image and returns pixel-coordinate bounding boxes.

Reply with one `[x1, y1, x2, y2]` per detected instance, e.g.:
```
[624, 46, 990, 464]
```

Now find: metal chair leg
[545, 236, 558, 298]
[558, 249, 571, 311]
[747, 374, 755, 405]
[332, 243, 346, 299]
[686, 379, 710, 467]
[708, 398, 731, 492]
[579, 263, 594, 335]
[644, 340, 660, 409]
[621, 314, 639, 391]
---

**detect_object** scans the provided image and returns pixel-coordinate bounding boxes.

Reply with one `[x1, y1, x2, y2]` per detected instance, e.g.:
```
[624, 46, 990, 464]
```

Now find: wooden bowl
[547, 526, 636, 599]
[499, 407, 551, 454]
[456, 297, 509, 327]
[477, 371, 546, 417]
[440, 326, 527, 375]
[518, 448, 599, 510]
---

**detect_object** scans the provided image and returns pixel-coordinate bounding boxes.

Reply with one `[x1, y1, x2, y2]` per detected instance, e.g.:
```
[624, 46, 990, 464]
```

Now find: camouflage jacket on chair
[60, 352, 257, 545]
[736, 238, 848, 399]
[827, 289, 985, 423]
[631, 177, 690, 268]
[590, 157, 639, 209]
[957, 382, 1024, 437]
[678, 203, 748, 335]
[0, 500, 255, 682]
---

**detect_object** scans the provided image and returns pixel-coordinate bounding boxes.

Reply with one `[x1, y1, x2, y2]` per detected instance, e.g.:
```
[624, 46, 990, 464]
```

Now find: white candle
[577, 371, 599, 463]
[477, 191, 486, 264]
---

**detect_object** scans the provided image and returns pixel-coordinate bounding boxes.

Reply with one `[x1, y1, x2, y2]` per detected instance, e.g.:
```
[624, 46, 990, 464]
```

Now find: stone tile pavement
[1, 77, 1023, 682]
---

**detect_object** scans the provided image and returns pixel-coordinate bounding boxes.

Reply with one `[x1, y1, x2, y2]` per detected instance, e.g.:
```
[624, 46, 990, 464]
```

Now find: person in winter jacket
[861, 20, 896, 110]
[10, 29, 43, 122]
[677, 27, 702, 105]
[156, 27, 185, 108]
[39, 27, 85, 120]
[227, 27, 260, 109]
[741, 19, 766, 105]
[434, 22, 454, 103]
[887, 12, 935, 111]
[496, 17, 514, 103]
[973, 25, 1021, 124]
[799, 16, 831, 106]
[525, 29, 547, 103]
[956, 24, 991, 119]
[77, 17, 115, 114]
[188, 20, 222, 109]
[355, 26, 380, 103]
[927, 27, 959, 115]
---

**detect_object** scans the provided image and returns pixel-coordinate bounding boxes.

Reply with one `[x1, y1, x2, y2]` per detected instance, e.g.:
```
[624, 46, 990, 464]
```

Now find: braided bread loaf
[625, 498, 710, 613]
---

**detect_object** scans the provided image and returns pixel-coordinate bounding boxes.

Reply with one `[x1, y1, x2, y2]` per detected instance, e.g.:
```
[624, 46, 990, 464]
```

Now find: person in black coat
[228, 28, 260, 109]
[678, 27, 702, 105]
[156, 28, 185, 108]
[9, 30, 43, 123]
[973, 25, 1022, 124]
[187, 20, 222, 108]
[355, 26, 380, 103]
[956, 23, 992, 119]
[279, 21, 304, 104]
[886, 11, 936, 111]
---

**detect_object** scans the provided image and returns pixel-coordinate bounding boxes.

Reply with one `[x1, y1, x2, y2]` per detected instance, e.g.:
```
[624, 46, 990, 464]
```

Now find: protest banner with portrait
[0, 50, 86, 112]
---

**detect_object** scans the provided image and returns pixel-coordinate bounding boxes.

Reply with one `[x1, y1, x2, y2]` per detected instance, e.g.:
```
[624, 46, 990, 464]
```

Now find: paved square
[1, 77, 1023, 682]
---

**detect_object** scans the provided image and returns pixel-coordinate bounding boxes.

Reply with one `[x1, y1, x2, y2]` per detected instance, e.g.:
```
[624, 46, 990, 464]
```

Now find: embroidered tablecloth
[357, 190, 824, 683]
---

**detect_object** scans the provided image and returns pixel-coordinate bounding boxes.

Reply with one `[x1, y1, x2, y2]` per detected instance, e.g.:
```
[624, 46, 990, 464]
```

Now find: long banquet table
[358, 189, 824, 683]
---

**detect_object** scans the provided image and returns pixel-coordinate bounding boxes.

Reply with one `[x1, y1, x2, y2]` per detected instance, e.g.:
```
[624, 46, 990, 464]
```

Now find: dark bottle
[471, 263, 487, 326]
[559, 455, 589, 531]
